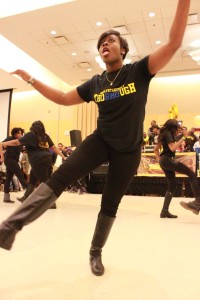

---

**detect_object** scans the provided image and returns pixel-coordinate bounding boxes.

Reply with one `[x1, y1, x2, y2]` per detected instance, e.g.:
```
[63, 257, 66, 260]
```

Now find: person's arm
[168, 129, 188, 152]
[148, 0, 190, 75]
[51, 145, 67, 160]
[0, 139, 21, 148]
[10, 70, 84, 106]
[0, 139, 21, 162]
[154, 143, 161, 160]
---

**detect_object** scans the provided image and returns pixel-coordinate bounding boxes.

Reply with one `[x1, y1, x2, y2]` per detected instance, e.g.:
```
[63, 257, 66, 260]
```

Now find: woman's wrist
[27, 77, 35, 85]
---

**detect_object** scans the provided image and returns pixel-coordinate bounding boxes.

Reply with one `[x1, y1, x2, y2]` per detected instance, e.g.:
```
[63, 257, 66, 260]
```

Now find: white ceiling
[0, 0, 200, 92]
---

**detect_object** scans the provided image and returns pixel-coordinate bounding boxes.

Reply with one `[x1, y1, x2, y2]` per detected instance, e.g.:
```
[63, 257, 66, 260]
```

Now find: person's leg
[17, 169, 37, 202]
[176, 162, 200, 214]
[0, 134, 110, 250]
[175, 162, 200, 197]
[159, 156, 179, 218]
[30, 156, 57, 208]
[90, 148, 141, 276]
[3, 162, 15, 203]
[17, 155, 52, 203]
[10, 159, 28, 190]
[160, 169, 177, 218]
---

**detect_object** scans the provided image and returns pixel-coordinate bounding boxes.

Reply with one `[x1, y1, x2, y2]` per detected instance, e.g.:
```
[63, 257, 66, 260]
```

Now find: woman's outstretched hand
[10, 70, 31, 83]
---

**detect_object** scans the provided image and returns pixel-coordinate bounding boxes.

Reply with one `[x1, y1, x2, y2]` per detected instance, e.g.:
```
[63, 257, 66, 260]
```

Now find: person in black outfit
[1, 121, 66, 209]
[148, 120, 157, 145]
[154, 119, 200, 218]
[0, 0, 190, 276]
[2, 128, 28, 203]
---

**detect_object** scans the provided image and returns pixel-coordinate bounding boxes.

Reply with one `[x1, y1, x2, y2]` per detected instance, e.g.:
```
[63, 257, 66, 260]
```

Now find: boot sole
[180, 202, 199, 215]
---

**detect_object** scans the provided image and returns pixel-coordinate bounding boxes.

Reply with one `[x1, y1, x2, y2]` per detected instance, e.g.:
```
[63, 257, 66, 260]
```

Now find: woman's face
[98, 34, 124, 65]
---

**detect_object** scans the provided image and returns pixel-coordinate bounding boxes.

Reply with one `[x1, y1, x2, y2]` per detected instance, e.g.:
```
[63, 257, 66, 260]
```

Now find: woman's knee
[168, 183, 176, 194]
[100, 199, 121, 218]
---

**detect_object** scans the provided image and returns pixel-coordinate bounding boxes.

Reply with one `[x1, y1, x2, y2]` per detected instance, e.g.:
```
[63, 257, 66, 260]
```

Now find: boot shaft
[5, 183, 57, 229]
[162, 191, 173, 210]
[91, 212, 115, 249]
[24, 184, 35, 198]
[90, 212, 115, 276]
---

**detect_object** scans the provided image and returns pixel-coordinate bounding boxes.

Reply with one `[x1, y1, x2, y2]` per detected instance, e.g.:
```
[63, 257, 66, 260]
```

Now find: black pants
[159, 155, 200, 197]
[4, 159, 28, 193]
[47, 133, 141, 217]
[29, 155, 52, 186]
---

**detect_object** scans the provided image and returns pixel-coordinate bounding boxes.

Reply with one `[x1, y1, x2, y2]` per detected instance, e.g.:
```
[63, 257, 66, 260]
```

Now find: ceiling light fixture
[96, 21, 102, 26]
[149, 12, 155, 18]
[51, 30, 57, 35]
[188, 47, 200, 65]
[187, 38, 200, 65]
[155, 40, 161, 45]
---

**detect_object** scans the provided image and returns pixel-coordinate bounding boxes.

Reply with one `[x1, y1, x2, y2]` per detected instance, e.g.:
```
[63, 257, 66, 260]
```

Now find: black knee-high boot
[160, 191, 177, 218]
[17, 183, 35, 202]
[89, 212, 115, 276]
[0, 183, 57, 250]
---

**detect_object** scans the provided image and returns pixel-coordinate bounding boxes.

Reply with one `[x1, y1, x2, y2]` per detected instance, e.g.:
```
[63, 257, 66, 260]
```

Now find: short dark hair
[11, 127, 23, 137]
[152, 125, 160, 130]
[97, 30, 129, 60]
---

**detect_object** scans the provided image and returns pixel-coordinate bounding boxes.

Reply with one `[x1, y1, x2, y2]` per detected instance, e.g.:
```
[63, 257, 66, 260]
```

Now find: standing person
[184, 130, 197, 152]
[1, 121, 66, 209]
[148, 120, 157, 145]
[53, 143, 67, 172]
[19, 146, 30, 183]
[0, 0, 190, 275]
[2, 128, 28, 203]
[152, 125, 160, 145]
[154, 119, 200, 218]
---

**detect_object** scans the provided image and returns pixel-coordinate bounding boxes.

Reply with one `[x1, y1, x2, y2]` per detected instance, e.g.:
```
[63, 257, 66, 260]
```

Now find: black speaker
[70, 130, 82, 147]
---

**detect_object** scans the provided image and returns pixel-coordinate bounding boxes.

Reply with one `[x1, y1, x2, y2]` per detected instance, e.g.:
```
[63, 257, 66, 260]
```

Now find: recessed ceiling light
[96, 21, 102, 27]
[155, 40, 161, 45]
[72, 52, 77, 56]
[87, 68, 92, 71]
[149, 12, 155, 18]
[51, 30, 57, 35]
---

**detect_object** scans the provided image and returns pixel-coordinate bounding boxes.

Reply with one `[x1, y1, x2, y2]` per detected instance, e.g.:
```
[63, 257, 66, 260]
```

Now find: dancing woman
[0, 0, 191, 276]
[1, 121, 66, 208]
[154, 119, 200, 218]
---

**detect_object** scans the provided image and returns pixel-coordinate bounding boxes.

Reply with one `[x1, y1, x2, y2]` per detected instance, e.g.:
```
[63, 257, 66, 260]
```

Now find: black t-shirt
[161, 131, 175, 157]
[3, 136, 22, 161]
[77, 56, 154, 152]
[19, 132, 54, 164]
